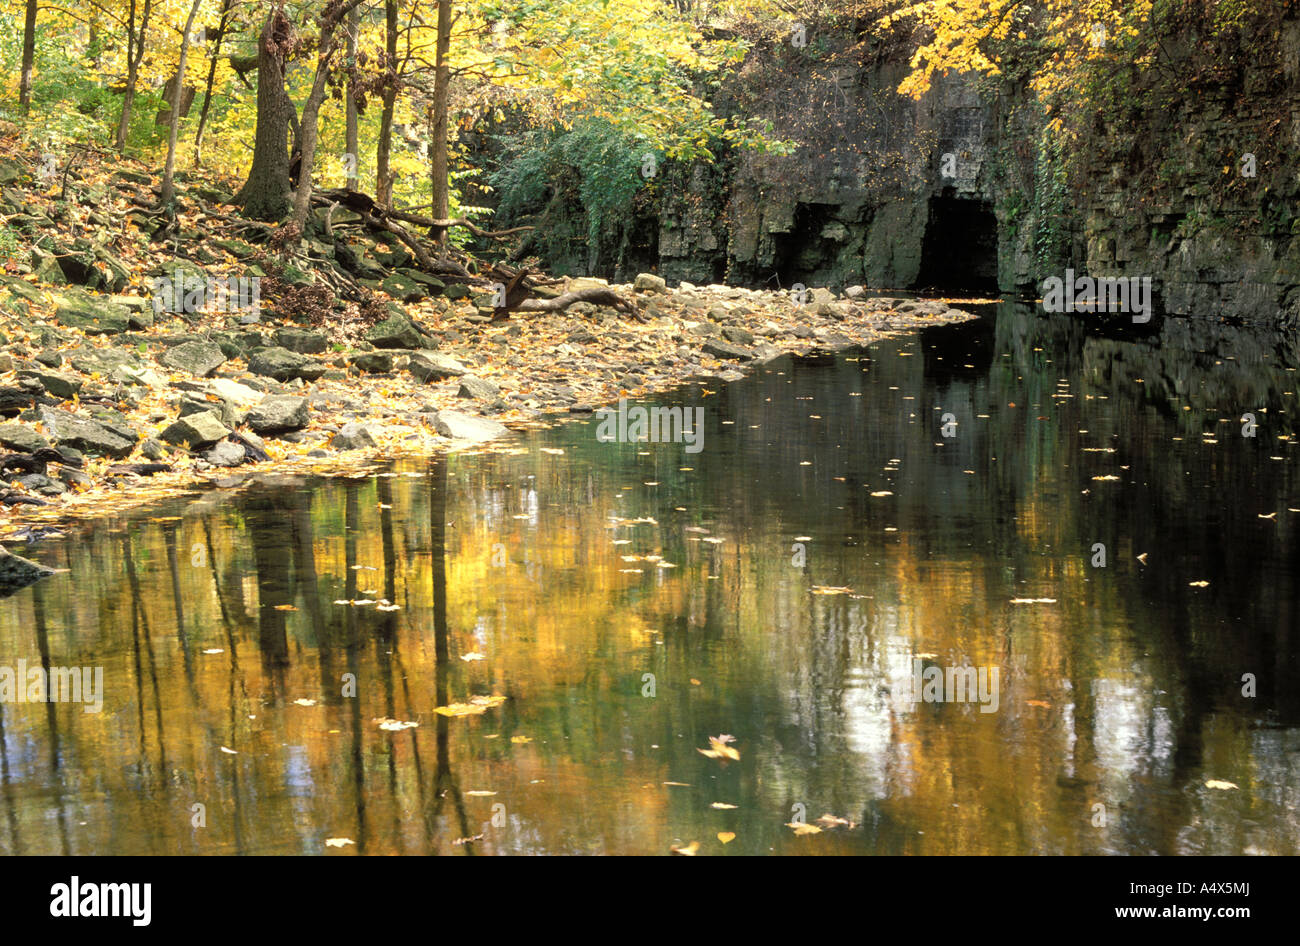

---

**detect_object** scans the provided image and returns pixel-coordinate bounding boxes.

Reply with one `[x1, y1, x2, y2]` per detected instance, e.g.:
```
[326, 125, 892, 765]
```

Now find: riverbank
[0, 276, 974, 538]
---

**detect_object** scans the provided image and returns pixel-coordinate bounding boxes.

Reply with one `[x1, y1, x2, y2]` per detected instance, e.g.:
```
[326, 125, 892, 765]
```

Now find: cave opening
[768, 202, 840, 290]
[914, 195, 1000, 294]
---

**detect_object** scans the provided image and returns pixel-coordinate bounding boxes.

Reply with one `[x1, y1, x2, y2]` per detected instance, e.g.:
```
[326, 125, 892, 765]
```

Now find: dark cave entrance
[768, 202, 840, 290]
[914, 195, 1000, 294]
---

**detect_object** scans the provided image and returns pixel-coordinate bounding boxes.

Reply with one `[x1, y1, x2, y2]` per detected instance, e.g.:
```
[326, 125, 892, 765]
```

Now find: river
[1, 300, 1297, 855]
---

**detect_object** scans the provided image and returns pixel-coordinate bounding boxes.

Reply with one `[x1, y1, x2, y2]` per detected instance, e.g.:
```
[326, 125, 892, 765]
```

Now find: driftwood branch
[495, 288, 636, 320]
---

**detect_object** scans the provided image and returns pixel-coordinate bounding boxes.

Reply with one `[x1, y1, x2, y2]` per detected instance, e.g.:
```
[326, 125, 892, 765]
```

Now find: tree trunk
[430, 0, 452, 252]
[237, 9, 295, 221]
[374, 0, 399, 208]
[345, 4, 359, 191]
[18, 0, 37, 112]
[193, 0, 235, 168]
[159, 0, 204, 206]
[289, 0, 366, 232]
[114, 0, 154, 152]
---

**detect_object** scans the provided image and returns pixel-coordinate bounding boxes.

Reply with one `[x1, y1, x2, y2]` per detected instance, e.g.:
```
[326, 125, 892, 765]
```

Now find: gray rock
[274, 328, 329, 354]
[53, 293, 131, 335]
[38, 406, 136, 459]
[433, 410, 511, 442]
[36, 373, 82, 400]
[333, 422, 377, 450]
[701, 338, 756, 361]
[0, 545, 55, 598]
[247, 347, 327, 382]
[408, 350, 467, 382]
[140, 438, 167, 460]
[0, 423, 49, 453]
[204, 440, 247, 467]
[161, 340, 227, 377]
[349, 351, 393, 373]
[160, 411, 230, 450]
[457, 375, 500, 399]
[634, 273, 667, 293]
[721, 326, 755, 346]
[247, 395, 310, 433]
[366, 313, 426, 349]
[17, 474, 65, 496]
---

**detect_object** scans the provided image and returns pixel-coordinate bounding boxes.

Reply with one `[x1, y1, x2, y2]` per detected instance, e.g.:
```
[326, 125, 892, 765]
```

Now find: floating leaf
[710, 802, 738, 810]
[785, 823, 822, 835]
[374, 718, 419, 731]
[1205, 779, 1238, 791]
[697, 734, 740, 761]
[670, 841, 700, 856]
[717, 832, 736, 844]
[324, 838, 354, 848]
[435, 695, 507, 717]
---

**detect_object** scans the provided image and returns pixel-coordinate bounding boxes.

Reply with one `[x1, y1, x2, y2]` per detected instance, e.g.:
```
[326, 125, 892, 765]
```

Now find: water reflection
[0, 301, 1297, 855]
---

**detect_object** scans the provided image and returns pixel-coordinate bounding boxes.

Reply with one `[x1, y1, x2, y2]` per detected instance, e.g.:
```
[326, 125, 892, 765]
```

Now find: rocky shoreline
[0, 276, 974, 537]
[0, 144, 975, 539]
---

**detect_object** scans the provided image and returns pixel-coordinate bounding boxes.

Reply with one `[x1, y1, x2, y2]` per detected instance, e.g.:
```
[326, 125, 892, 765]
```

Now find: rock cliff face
[531, 14, 1300, 328]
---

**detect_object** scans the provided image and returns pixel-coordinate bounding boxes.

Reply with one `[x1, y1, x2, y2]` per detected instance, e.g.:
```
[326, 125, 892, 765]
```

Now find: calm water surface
[2, 301, 1298, 855]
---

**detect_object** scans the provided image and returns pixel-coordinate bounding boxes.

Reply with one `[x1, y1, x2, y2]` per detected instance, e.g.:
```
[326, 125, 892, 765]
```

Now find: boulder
[634, 273, 667, 293]
[161, 340, 227, 377]
[0, 423, 49, 453]
[456, 375, 500, 400]
[246, 395, 310, 434]
[0, 545, 55, 598]
[274, 328, 329, 354]
[381, 272, 426, 303]
[408, 350, 468, 382]
[349, 351, 393, 373]
[366, 313, 426, 349]
[160, 411, 230, 450]
[333, 422, 377, 450]
[38, 407, 137, 458]
[433, 410, 511, 442]
[701, 338, 756, 361]
[721, 326, 755, 346]
[53, 293, 131, 335]
[35, 372, 82, 400]
[204, 440, 247, 467]
[247, 347, 327, 382]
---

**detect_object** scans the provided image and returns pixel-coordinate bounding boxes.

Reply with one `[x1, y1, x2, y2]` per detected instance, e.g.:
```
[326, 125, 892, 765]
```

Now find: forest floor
[0, 134, 977, 539]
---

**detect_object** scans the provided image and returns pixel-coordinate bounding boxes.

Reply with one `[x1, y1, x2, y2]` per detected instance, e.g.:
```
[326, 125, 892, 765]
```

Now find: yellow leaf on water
[670, 841, 700, 856]
[273, 604, 297, 611]
[697, 734, 740, 760]
[435, 695, 507, 717]
[1205, 779, 1239, 790]
[324, 838, 354, 848]
[786, 823, 822, 835]
[1189, 580, 1210, 588]
[710, 802, 738, 810]
[374, 718, 419, 731]
[511, 735, 532, 744]
[717, 832, 736, 844]
[466, 790, 497, 797]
